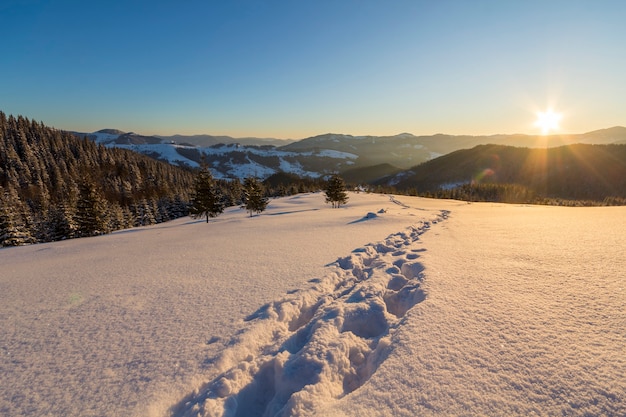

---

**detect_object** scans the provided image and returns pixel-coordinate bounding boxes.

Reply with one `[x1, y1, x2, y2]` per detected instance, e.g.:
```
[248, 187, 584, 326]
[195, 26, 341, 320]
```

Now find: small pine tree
[189, 165, 223, 223]
[242, 177, 269, 217]
[324, 174, 349, 208]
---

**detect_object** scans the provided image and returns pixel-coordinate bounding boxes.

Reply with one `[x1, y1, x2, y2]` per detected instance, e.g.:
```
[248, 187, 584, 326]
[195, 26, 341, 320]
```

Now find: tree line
[0, 112, 351, 246]
[0, 112, 198, 246]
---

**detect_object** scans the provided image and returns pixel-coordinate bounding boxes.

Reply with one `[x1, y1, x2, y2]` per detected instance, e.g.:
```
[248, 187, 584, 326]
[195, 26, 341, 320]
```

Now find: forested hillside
[0, 112, 195, 246]
[384, 143, 626, 204]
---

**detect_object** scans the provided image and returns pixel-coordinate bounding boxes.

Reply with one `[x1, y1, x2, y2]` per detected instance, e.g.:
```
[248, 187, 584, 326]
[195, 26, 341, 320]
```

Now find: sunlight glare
[534, 109, 562, 135]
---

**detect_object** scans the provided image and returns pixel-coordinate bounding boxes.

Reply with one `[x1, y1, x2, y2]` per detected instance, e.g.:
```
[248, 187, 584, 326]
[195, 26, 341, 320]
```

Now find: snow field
[0, 192, 443, 417]
[174, 212, 449, 416]
[322, 203, 626, 416]
[1, 194, 624, 416]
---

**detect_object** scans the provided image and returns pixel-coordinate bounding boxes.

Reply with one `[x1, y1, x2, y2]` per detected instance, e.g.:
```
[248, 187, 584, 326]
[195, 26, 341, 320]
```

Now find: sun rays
[534, 109, 562, 135]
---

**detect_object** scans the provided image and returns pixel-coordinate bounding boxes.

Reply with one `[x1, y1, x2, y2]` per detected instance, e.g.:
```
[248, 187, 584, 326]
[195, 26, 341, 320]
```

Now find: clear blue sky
[2, 0, 625, 139]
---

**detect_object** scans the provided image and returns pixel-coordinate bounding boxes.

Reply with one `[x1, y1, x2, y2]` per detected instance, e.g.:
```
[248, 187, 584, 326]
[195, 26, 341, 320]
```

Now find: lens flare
[472, 168, 495, 184]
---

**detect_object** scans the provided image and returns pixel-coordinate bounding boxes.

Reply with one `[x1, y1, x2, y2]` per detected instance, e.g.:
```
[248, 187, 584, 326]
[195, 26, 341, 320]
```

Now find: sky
[2, 0, 626, 139]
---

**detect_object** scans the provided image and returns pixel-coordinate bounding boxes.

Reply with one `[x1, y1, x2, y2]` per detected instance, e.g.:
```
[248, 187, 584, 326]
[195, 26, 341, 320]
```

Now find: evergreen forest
[370, 143, 626, 206]
[0, 112, 198, 245]
[0, 112, 326, 246]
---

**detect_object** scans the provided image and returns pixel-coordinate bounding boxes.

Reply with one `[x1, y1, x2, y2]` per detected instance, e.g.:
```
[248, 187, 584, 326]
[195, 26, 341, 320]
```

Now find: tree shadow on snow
[266, 208, 320, 216]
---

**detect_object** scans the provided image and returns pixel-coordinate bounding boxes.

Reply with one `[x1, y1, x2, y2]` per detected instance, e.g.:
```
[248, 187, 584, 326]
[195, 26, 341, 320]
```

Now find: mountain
[158, 134, 296, 147]
[340, 163, 403, 185]
[277, 132, 440, 169]
[76, 130, 361, 178]
[95, 128, 125, 135]
[75, 127, 626, 181]
[379, 143, 626, 202]
[76, 129, 163, 145]
[80, 130, 295, 147]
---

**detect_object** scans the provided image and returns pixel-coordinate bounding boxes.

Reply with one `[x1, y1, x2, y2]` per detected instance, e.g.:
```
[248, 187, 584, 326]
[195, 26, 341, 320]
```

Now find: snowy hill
[2, 192, 625, 416]
[74, 127, 626, 183]
[77, 130, 359, 178]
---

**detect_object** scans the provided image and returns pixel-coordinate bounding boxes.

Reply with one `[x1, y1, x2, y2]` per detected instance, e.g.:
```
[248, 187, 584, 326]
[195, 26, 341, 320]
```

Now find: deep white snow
[1, 193, 624, 417]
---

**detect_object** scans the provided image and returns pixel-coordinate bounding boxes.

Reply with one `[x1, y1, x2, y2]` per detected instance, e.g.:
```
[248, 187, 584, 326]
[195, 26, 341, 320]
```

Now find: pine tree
[0, 186, 36, 246]
[324, 174, 349, 208]
[133, 198, 157, 226]
[47, 201, 78, 241]
[222, 178, 243, 207]
[242, 177, 269, 217]
[189, 165, 223, 223]
[75, 179, 109, 237]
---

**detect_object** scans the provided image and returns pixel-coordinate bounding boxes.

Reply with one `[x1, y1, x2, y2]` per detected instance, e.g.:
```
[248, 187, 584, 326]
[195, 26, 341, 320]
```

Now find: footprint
[384, 284, 426, 318]
[387, 274, 409, 291]
[400, 262, 425, 280]
[341, 302, 388, 339]
[171, 213, 449, 417]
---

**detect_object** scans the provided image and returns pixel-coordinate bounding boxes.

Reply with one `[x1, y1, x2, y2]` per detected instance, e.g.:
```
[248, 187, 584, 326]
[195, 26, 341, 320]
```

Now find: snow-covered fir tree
[75, 179, 109, 237]
[0, 112, 194, 243]
[0, 186, 36, 246]
[243, 176, 269, 217]
[46, 201, 78, 241]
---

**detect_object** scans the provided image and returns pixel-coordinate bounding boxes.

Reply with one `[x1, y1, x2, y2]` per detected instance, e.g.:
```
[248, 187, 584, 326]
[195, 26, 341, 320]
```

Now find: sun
[534, 109, 562, 135]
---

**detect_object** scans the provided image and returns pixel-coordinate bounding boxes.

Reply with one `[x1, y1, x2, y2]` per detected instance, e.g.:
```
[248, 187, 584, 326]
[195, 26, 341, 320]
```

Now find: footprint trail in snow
[173, 210, 449, 417]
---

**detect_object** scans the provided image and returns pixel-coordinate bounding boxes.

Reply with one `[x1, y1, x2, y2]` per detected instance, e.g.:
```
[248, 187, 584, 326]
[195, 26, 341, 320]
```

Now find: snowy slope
[114, 143, 203, 168]
[200, 145, 357, 179]
[90, 131, 121, 143]
[84, 129, 360, 176]
[78, 128, 626, 181]
[78, 130, 360, 179]
[1, 194, 625, 417]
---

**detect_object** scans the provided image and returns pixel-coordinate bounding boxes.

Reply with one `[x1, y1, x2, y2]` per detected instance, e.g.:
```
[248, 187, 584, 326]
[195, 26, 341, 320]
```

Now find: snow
[312, 150, 358, 160]
[91, 132, 122, 144]
[112, 143, 201, 167]
[399, 143, 424, 149]
[84, 130, 361, 178]
[220, 156, 277, 179]
[1, 193, 625, 417]
[199, 144, 357, 162]
[439, 180, 468, 190]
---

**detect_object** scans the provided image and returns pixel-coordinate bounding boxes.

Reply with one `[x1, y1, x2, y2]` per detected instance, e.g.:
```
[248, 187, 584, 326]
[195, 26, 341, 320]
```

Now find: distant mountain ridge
[158, 134, 295, 147]
[75, 126, 626, 181]
[378, 143, 626, 202]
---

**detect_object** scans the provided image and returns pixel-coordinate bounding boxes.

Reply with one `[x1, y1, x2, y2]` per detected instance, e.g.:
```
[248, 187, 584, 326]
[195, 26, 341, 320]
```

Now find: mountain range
[5, 110, 625, 249]
[76, 127, 626, 182]
[378, 143, 626, 201]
